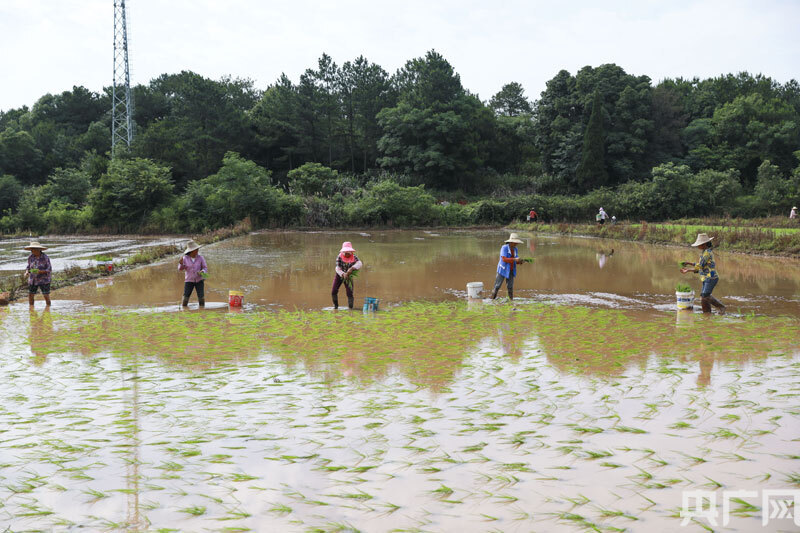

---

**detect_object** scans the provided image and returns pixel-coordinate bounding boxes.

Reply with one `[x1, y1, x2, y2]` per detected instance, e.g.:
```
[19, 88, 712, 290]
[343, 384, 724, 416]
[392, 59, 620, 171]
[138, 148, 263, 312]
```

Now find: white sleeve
[353, 260, 363, 270]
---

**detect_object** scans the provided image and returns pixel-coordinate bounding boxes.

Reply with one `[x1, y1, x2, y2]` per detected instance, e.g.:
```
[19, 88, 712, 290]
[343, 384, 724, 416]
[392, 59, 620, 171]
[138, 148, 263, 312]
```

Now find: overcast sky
[1, 0, 798, 112]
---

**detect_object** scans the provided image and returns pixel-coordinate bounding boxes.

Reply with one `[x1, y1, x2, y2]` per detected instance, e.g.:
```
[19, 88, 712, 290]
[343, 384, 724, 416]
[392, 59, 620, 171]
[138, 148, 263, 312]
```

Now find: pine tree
[575, 91, 608, 190]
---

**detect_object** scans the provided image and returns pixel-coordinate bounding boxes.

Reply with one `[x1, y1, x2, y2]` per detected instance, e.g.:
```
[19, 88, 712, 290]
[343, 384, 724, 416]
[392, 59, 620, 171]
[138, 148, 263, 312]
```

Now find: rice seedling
[179, 505, 206, 516]
[0, 293, 797, 531]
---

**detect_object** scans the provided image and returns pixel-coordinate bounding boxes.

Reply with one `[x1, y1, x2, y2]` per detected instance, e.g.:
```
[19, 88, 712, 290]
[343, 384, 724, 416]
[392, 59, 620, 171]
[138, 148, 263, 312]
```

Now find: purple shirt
[178, 254, 207, 282]
[27, 253, 52, 286]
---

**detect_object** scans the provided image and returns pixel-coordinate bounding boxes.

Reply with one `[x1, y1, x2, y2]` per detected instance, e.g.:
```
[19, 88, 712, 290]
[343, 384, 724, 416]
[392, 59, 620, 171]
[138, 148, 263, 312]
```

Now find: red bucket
[229, 290, 243, 307]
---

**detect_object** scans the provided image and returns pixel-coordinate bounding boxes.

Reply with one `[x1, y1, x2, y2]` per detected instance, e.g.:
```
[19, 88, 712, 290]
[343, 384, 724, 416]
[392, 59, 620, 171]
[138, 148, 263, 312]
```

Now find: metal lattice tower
[112, 0, 134, 155]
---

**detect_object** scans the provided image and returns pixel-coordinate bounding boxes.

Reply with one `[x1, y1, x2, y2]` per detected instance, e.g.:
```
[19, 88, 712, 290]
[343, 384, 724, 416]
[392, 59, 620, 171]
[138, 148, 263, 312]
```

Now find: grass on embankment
[508, 219, 800, 256]
[0, 219, 253, 302]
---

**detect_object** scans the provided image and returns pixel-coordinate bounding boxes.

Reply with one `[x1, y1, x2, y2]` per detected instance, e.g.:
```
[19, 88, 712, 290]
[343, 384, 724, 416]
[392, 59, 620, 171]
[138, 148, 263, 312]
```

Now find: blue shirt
[496, 244, 518, 278]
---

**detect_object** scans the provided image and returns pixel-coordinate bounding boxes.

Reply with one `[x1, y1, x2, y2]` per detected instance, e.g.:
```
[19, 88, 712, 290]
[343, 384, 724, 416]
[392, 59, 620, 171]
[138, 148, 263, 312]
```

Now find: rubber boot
[491, 286, 499, 300]
[508, 289, 514, 301]
[709, 296, 725, 315]
[198, 298, 205, 308]
[700, 297, 712, 314]
[347, 296, 354, 309]
[182, 297, 189, 307]
[332, 294, 339, 309]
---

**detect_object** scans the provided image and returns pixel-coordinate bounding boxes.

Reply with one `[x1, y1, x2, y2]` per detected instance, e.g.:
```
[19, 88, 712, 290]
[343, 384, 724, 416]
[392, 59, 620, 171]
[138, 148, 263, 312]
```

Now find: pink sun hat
[339, 241, 356, 253]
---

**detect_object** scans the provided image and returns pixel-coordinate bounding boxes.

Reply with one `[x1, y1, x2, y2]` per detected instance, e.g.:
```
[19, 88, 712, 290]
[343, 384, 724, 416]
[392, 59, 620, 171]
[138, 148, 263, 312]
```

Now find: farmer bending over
[332, 241, 362, 309]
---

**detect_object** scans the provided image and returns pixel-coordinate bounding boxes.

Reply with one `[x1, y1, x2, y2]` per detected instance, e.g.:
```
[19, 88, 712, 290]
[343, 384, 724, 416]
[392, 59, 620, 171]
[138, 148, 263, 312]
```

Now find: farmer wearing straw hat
[178, 240, 208, 307]
[24, 241, 52, 307]
[332, 241, 362, 309]
[791, 206, 797, 220]
[491, 233, 525, 300]
[680, 233, 725, 314]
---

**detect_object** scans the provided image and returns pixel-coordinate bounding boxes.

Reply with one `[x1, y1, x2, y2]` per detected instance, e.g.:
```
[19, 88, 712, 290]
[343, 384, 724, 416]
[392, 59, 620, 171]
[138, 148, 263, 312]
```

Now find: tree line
[1, 50, 799, 233]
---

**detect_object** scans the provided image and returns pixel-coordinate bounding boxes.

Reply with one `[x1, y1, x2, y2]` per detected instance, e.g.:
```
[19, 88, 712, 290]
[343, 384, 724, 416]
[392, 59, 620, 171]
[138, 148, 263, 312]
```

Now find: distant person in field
[491, 233, 525, 301]
[598, 207, 609, 225]
[680, 233, 725, 315]
[332, 241, 362, 309]
[528, 208, 538, 222]
[178, 240, 207, 308]
[791, 206, 797, 220]
[24, 241, 52, 307]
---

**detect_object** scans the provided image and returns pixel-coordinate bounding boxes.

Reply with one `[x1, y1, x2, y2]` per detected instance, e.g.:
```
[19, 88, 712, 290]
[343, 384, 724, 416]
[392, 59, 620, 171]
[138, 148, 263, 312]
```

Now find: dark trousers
[331, 275, 354, 308]
[183, 280, 205, 300]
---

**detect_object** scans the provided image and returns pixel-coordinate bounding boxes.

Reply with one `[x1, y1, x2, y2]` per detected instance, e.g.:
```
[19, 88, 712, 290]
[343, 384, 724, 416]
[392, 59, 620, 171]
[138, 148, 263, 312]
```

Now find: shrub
[287, 162, 339, 197]
[39, 167, 92, 206]
[0, 174, 23, 213]
[180, 152, 301, 230]
[755, 160, 799, 213]
[346, 180, 439, 226]
[6, 188, 45, 232]
[41, 201, 92, 233]
[90, 157, 175, 230]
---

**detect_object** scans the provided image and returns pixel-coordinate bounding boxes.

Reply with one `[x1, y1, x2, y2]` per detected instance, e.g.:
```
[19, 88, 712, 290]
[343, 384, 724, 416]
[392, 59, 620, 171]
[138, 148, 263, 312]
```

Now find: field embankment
[509, 218, 800, 256]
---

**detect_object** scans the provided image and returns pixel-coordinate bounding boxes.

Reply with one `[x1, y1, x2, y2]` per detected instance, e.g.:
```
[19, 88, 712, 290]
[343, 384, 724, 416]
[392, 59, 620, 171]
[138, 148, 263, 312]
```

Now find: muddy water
[49, 229, 800, 316]
[2, 230, 800, 531]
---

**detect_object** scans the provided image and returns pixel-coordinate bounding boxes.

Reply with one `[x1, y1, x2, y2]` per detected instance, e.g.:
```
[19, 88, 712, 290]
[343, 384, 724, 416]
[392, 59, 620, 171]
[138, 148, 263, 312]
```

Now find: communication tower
[112, 0, 134, 155]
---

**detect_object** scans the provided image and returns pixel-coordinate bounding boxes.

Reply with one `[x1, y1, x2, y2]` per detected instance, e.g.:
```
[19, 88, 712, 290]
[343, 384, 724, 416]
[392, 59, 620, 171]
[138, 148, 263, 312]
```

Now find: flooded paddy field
[0, 235, 180, 286]
[49, 229, 800, 316]
[1, 230, 799, 531]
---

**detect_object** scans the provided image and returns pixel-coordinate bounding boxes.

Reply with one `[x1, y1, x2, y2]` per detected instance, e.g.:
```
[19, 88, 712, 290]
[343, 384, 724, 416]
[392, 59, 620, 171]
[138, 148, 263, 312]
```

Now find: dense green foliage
[575, 91, 608, 190]
[178, 152, 302, 232]
[1, 50, 799, 233]
[89, 157, 175, 229]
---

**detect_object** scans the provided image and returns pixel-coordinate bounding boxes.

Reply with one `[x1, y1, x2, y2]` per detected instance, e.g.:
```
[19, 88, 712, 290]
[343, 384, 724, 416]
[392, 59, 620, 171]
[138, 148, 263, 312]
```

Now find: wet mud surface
[44, 230, 800, 317]
[1, 230, 799, 531]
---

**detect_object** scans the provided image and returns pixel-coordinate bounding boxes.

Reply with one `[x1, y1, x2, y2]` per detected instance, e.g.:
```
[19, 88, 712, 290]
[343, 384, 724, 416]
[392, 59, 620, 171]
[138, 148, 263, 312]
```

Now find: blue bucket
[363, 297, 379, 312]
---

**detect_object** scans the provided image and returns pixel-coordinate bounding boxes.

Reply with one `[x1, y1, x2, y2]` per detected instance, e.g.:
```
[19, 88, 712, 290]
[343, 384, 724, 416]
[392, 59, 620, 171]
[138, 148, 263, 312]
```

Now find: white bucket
[467, 282, 484, 299]
[676, 290, 694, 310]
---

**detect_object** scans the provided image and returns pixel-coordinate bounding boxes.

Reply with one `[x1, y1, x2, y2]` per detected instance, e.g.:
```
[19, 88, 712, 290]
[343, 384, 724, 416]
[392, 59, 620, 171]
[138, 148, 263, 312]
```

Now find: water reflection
[2, 301, 800, 531]
[24, 302, 800, 389]
[29, 307, 54, 365]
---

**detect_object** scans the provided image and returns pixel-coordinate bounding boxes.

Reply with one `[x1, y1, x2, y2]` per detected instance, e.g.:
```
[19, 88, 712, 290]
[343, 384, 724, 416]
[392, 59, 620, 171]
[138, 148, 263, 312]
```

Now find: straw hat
[24, 241, 47, 251]
[505, 233, 524, 244]
[183, 240, 201, 254]
[339, 241, 356, 253]
[691, 233, 714, 247]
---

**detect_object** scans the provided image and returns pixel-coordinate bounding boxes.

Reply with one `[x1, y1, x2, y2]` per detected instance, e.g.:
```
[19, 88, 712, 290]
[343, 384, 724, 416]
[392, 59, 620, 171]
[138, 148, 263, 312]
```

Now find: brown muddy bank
[509, 220, 800, 257]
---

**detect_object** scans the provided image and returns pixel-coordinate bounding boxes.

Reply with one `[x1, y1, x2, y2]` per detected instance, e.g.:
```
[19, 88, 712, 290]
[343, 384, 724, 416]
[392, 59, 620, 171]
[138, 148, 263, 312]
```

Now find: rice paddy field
[1, 230, 799, 532]
[0, 236, 180, 287]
